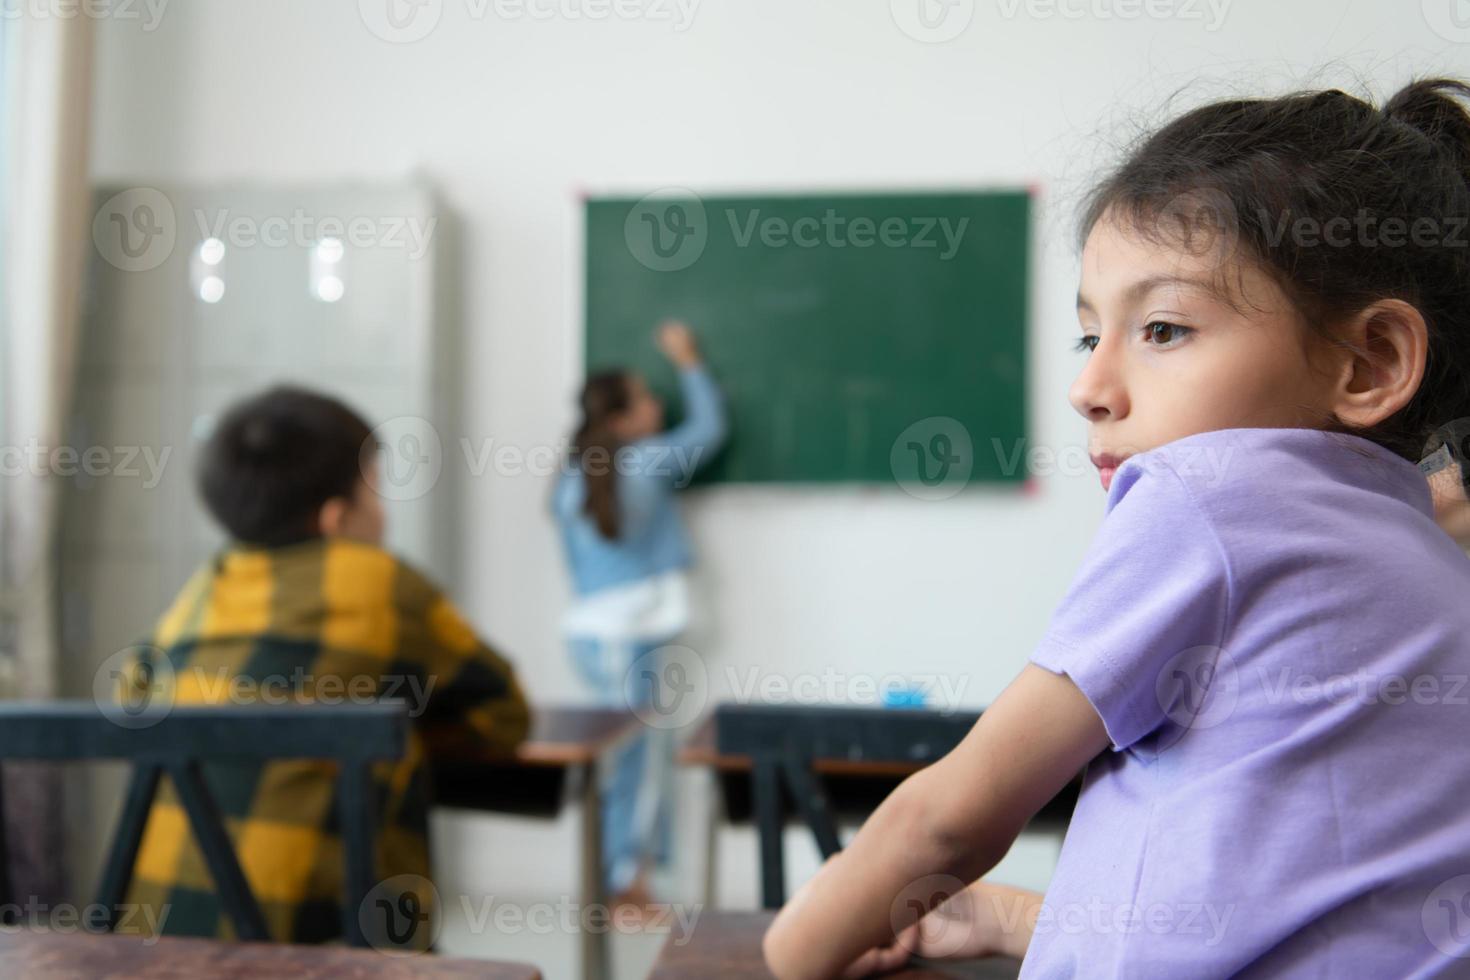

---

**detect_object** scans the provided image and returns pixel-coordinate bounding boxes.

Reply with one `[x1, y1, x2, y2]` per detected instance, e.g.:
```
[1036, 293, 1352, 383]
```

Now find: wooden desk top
[677, 715, 939, 778]
[513, 705, 641, 767]
[0, 928, 541, 978]
[649, 911, 1021, 979]
[437, 705, 641, 769]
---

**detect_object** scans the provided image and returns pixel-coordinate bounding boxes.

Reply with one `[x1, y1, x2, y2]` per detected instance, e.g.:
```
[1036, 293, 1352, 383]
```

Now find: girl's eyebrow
[1076, 274, 1223, 315]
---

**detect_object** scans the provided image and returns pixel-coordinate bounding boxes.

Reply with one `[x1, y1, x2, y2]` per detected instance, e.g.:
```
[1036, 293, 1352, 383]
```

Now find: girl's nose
[1069, 344, 1127, 422]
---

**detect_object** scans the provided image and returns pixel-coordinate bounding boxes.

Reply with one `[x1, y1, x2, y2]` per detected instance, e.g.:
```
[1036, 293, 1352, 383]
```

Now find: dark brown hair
[572, 370, 634, 539]
[200, 385, 373, 546]
[1077, 77, 1470, 462]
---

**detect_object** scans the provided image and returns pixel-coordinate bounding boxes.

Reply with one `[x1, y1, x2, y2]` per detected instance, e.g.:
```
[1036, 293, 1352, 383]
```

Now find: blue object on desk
[881, 686, 928, 708]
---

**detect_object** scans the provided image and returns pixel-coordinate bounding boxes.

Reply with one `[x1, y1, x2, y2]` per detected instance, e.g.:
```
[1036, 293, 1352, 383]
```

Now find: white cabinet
[63, 182, 453, 659]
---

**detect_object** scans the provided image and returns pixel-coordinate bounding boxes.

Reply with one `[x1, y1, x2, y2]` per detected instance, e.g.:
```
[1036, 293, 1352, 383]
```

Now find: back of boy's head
[1078, 77, 1470, 463]
[199, 385, 374, 546]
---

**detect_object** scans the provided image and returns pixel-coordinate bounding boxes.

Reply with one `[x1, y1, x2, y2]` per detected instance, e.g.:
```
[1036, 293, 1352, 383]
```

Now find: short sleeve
[1029, 459, 1232, 751]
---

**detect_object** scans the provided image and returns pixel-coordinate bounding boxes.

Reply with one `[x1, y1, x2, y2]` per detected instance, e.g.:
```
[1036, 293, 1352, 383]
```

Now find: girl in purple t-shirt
[765, 77, 1470, 979]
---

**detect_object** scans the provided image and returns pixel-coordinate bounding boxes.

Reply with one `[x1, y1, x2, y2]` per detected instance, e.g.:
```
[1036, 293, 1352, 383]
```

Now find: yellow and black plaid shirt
[118, 536, 530, 945]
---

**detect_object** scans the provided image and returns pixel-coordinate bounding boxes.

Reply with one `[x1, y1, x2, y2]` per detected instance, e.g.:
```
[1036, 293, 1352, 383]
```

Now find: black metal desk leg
[752, 756, 785, 909]
[579, 760, 610, 980]
[166, 761, 269, 941]
[95, 764, 163, 928]
[338, 761, 376, 947]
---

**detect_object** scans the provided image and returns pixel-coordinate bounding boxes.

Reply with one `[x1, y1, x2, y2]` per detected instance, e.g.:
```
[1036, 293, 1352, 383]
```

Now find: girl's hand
[1429, 462, 1470, 549]
[838, 922, 920, 978]
[838, 880, 1041, 977]
[656, 319, 701, 368]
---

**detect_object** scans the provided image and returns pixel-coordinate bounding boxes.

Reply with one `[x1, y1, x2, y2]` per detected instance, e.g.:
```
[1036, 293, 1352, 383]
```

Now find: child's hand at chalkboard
[656, 319, 702, 369]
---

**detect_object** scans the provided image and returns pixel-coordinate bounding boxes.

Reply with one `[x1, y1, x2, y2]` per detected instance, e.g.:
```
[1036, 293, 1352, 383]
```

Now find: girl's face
[1071, 209, 1340, 491]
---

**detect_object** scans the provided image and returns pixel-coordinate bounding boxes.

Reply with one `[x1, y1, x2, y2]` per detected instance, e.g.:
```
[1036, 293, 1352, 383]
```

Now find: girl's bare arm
[762, 664, 1109, 980]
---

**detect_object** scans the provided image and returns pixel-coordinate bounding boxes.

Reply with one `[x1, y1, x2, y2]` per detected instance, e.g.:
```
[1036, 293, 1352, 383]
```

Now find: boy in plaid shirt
[119, 386, 530, 946]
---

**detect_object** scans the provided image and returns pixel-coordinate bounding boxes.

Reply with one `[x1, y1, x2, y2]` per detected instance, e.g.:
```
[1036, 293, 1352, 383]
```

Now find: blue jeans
[568, 637, 674, 894]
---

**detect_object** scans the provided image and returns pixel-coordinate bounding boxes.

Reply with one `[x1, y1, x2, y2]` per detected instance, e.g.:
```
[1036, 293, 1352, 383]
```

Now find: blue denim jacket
[552, 366, 726, 595]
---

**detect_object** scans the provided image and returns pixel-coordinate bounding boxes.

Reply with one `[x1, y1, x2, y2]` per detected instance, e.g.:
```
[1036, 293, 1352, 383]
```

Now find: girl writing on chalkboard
[552, 320, 726, 916]
[764, 78, 1470, 977]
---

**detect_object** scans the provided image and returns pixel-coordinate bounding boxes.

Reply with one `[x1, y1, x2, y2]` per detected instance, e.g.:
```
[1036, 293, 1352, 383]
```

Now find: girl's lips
[1090, 452, 1127, 491]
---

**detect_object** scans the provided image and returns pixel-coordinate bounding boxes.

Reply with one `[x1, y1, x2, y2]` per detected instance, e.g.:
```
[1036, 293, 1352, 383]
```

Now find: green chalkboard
[584, 190, 1029, 487]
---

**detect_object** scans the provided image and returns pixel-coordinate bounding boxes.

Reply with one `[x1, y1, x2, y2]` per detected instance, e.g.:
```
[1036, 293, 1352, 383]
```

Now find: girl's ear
[1329, 299, 1429, 430]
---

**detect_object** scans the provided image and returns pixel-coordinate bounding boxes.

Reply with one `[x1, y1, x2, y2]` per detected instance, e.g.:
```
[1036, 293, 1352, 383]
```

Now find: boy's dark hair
[199, 385, 374, 546]
[1078, 77, 1470, 463]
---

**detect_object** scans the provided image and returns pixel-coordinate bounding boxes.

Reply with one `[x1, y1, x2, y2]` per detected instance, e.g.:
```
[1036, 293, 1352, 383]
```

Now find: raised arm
[645, 320, 727, 469]
[762, 664, 1108, 980]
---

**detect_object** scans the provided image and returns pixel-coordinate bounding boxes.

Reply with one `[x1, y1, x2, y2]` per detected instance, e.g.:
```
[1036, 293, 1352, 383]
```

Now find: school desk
[431, 704, 642, 980]
[0, 927, 541, 978]
[679, 712, 1080, 908]
[648, 910, 1022, 979]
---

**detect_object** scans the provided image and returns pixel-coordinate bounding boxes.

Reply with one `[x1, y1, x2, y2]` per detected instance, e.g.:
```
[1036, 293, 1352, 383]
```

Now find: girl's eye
[1073, 334, 1099, 354]
[1143, 321, 1192, 347]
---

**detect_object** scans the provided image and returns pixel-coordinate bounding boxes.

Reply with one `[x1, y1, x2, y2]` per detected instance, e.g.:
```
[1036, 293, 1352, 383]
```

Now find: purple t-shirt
[1022, 426, 1470, 978]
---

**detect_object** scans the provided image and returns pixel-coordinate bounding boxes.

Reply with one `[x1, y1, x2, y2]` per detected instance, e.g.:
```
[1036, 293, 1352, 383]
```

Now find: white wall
[83, 0, 1468, 917]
